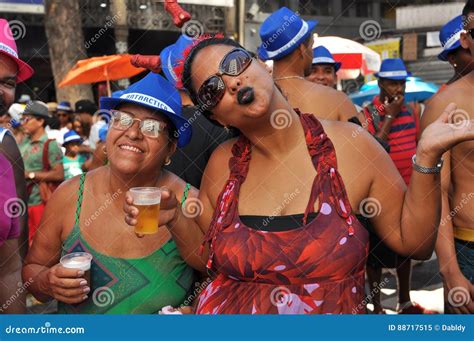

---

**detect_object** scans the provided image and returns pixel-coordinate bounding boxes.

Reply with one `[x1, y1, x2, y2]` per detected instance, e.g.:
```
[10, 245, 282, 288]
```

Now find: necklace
[274, 75, 305, 81]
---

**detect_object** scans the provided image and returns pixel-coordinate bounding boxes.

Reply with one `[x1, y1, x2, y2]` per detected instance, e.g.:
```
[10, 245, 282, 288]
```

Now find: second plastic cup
[60, 252, 93, 286]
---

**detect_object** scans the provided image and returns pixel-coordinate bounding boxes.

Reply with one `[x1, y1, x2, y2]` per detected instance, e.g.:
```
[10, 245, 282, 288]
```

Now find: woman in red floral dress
[124, 37, 474, 314]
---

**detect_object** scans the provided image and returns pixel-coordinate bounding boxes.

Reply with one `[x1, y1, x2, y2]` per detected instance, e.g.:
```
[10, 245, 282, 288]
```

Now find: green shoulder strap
[74, 173, 86, 226]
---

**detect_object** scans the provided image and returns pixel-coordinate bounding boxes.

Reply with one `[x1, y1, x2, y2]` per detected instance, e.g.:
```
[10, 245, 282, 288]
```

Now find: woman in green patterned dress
[22, 73, 200, 313]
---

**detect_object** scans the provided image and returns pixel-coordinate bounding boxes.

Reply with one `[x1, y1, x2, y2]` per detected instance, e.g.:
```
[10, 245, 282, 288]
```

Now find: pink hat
[0, 19, 34, 83]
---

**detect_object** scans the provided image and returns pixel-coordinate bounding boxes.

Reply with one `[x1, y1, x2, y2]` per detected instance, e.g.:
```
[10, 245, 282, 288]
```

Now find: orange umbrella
[58, 54, 146, 95]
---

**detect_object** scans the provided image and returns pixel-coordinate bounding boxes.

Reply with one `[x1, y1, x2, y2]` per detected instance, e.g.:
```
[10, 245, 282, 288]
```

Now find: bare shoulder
[423, 77, 474, 129]
[321, 119, 386, 160]
[160, 169, 198, 202]
[199, 137, 237, 200]
[207, 137, 237, 168]
[52, 166, 106, 204]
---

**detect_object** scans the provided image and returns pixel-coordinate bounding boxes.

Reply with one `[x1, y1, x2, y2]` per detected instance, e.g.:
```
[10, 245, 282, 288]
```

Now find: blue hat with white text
[100, 72, 191, 147]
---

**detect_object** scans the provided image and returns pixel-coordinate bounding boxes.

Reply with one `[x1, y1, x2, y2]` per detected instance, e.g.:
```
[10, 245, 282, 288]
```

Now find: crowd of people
[0, 0, 473, 315]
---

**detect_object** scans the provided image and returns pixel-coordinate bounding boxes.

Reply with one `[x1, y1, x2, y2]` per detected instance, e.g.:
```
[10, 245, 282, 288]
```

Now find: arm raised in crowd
[366, 103, 474, 260]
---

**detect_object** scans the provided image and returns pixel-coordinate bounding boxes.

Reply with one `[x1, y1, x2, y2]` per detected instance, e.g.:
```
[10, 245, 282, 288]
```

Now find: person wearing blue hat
[55, 101, 74, 144]
[160, 35, 235, 189]
[160, 34, 194, 90]
[62, 130, 86, 180]
[259, 7, 357, 122]
[306, 46, 341, 89]
[421, 0, 474, 315]
[438, 15, 474, 88]
[23, 71, 198, 314]
[362, 58, 433, 314]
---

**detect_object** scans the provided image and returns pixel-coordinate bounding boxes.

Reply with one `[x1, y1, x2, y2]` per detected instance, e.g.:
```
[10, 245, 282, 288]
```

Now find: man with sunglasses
[258, 7, 358, 122]
[421, 0, 474, 314]
[19, 101, 64, 245]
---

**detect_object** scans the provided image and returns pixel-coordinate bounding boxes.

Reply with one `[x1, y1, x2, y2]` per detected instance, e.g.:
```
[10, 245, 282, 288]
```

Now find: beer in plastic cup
[129, 187, 161, 234]
[60, 252, 93, 286]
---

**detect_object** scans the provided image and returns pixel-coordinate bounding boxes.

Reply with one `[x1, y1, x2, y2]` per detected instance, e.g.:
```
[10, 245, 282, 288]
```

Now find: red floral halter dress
[196, 113, 369, 314]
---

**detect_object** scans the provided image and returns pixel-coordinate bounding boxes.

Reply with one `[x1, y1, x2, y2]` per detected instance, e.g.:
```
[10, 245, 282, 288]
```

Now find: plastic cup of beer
[129, 187, 161, 235]
[60, 252, 93, 286]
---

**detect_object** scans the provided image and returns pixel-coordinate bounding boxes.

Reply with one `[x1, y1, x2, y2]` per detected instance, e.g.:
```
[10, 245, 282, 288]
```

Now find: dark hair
[463, 0, 474, 28]
[75, 99, 98, 115]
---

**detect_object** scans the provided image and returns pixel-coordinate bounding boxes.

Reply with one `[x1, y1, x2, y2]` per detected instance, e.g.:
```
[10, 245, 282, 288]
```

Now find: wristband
[412, 155, 443, 174]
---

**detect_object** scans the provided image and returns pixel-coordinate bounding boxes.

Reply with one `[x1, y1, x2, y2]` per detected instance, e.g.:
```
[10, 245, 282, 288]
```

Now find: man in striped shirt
[361, 58, 429, 314]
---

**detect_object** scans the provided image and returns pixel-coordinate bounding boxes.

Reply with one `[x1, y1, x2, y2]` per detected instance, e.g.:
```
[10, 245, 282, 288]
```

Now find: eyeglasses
[110, 109, 167, 139]
[197, 48, 253, 110]
[465, 28, 474, 39]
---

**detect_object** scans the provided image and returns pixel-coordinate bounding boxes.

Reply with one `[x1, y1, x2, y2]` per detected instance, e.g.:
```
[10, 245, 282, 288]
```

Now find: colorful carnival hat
[160, 34, 194, 89]
[0, 19, 34, 83]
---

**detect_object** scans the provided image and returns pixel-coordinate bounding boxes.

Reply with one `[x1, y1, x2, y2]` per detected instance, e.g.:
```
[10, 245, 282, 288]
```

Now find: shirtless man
[257, 7, 357, 121]
[421, 0, 474, 314]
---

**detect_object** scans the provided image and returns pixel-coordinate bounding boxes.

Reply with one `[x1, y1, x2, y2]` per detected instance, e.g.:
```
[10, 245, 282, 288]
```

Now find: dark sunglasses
[197, 48, 253, 110]
[465, 28, 474, 39]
